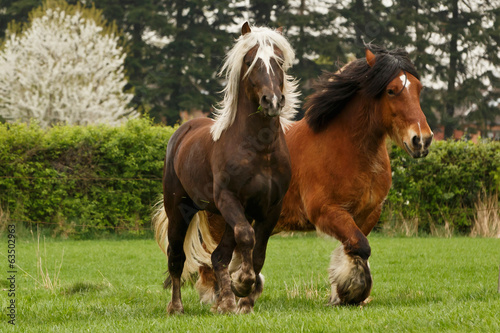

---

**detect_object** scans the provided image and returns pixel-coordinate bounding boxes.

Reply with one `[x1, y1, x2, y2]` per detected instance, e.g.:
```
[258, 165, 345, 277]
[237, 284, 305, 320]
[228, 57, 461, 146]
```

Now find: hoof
[329, 246, 372, 306]
[329, 258, 372, 305]
[237, 299, 254, 314]
[328, 293, 372, 307]
[231, 270, 255, 298]
[231, 279, 255, 298]
[328, 288, 342, 306]
[167, 301, 184, 315]
[211, 298, 237, 314]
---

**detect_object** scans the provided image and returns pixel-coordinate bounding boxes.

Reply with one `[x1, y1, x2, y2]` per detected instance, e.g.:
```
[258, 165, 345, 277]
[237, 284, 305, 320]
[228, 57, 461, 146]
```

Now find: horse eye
[387, 89, 395, 96]
[245, 60, 252, 67]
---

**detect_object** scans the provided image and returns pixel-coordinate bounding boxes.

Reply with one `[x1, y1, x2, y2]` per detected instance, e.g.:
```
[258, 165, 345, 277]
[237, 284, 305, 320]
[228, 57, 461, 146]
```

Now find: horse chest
[243, 161, 288, 199]
[239, 156, 290, 214]
[352, 168, 391, 218]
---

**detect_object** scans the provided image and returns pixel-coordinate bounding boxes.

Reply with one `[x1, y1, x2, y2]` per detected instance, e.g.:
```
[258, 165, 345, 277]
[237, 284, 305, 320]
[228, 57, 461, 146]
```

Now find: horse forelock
[362, 47, 419, 98]
[210, 26, 300, 141]
[305, 45, 419, 133]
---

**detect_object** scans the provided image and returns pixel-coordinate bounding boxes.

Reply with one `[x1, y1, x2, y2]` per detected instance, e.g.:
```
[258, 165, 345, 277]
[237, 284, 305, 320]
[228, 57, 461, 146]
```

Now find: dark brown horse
[152, 22, 300, 314]
[179, 45, 433, 309]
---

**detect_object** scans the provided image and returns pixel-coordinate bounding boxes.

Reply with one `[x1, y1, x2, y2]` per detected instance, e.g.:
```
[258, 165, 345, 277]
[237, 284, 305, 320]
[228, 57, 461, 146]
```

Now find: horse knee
[234, 224, 255, 249]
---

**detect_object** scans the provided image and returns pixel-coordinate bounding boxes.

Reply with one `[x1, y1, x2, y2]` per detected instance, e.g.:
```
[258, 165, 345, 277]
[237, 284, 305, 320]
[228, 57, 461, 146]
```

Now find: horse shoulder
[350, 149, 392, 220]
[170, 119, 216, 202]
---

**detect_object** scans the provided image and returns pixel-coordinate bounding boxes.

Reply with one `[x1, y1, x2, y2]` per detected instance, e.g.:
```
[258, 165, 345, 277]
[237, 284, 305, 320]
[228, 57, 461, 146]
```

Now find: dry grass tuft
[429, 211, 454, 238]
[0, 205, 9, 233]
[36, 232, 64, 292]
[470, 190, 500, 238]
[381, 208, 419, 237]
[284, 275, 328, 300]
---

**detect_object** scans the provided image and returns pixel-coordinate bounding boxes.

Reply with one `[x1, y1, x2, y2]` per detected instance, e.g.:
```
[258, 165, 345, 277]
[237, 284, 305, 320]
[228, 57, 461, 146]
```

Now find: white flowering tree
[0, 1, 137, 127]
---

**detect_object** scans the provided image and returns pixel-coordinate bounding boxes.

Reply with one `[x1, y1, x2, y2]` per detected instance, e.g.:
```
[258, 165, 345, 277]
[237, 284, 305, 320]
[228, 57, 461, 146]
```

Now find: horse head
[366, 49, 433, 158]
[240, 22, 286, 118]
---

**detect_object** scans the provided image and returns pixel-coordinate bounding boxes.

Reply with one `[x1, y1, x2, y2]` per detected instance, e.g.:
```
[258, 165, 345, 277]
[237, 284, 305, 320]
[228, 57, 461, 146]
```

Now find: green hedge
[0, 118, 176, 236]
[383, 140, 500, 234]
[1, 119, 499, 236]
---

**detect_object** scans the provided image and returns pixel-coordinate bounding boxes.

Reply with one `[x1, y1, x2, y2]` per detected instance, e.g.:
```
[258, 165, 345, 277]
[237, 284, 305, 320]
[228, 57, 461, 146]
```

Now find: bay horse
[152, 22, 299, 314]
[177, 44, 433, 308]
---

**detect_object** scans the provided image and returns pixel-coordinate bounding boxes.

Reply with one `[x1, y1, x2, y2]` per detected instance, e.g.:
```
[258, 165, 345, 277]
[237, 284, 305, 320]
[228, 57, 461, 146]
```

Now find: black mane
[304, 44, 420, 132]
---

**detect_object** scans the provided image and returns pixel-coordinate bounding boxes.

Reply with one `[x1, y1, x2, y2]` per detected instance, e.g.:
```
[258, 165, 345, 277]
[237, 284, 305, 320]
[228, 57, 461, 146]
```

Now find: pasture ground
[1, 233, 499, 332]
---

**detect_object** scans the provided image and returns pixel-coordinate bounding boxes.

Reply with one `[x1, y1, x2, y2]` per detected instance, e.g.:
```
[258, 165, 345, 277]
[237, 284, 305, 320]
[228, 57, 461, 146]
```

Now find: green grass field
[1, 233, 499, 332]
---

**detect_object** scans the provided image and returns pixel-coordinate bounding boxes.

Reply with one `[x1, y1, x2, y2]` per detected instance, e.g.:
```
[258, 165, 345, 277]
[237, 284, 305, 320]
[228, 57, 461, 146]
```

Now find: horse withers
[152, 22, 299, 314]
[184, 44, 433, 307]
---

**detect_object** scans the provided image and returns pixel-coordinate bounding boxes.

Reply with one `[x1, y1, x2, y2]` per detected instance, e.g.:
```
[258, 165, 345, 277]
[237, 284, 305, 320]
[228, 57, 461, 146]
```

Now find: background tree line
[1, 0, 499, 138]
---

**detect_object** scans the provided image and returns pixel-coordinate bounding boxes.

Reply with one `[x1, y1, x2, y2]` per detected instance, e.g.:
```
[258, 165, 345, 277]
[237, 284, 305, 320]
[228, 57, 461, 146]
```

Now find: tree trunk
[354, 0, 366, 57]
[297, 0, 305, 61]
[445, 0, 459, 139]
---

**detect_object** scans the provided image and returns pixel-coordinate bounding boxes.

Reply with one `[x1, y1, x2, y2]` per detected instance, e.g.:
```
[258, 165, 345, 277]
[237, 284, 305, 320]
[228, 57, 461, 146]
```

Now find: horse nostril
[424, 136, 433, 149]
[260, 95, 270, 108]
[412, 135, 421, 149]
[279, 94, 285, 106]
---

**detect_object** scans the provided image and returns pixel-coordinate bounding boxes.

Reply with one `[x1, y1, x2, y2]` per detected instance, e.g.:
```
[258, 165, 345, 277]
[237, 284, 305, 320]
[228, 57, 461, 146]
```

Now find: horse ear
[242, 22, 251, 36]
[366, 49, 376, 67]
[276, 26, 283, 35]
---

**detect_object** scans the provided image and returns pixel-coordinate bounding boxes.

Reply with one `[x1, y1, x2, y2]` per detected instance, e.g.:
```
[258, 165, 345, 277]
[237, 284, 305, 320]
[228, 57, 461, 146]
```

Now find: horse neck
[331, 95, 388, 158]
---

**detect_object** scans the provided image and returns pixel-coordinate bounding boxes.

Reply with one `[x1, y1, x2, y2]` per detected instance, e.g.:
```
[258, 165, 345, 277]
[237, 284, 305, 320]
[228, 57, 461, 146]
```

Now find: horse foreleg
[216, 190, 256, 299]
[360, 204, 382, 236]
[236, 206, 280, 313]
[313, 205, 372, 306]
[211, 224, 237, 314]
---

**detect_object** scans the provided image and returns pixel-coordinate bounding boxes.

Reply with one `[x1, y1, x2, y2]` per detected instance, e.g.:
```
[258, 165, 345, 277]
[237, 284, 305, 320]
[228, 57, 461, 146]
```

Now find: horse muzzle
[260, 93, 285, 117]
[403, 132, 433, 159]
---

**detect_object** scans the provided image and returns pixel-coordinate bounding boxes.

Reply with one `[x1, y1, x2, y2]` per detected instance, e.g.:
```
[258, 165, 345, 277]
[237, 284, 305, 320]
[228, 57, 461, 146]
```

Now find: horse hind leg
[195, 264, 218, 305]
[166, 229, 187, 314]
[328, 244, 372, 306]
[165, 200, 198, 314]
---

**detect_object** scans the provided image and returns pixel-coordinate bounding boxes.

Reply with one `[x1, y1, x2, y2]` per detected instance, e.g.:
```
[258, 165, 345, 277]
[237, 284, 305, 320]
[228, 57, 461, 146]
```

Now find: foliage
[416, 0, 500, 138]
[2, 1, 499, 131]
[0, 0, 136, 127]
[1, 121, 498, 236]
[0, 118, 175, 236]
[383, 139, 500, 234]
[87, 0, 236, 124]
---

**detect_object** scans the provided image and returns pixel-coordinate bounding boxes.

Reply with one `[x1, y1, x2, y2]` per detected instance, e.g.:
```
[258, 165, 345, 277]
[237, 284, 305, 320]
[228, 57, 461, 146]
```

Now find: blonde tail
[152, 200, 218, 281]
[152, 199, 169, 256]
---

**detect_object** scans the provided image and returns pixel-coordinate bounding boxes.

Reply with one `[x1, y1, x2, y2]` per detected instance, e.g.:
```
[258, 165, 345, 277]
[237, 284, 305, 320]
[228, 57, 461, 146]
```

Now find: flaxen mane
[305, 44, 420, 132]
[210, 26, 300, 141]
